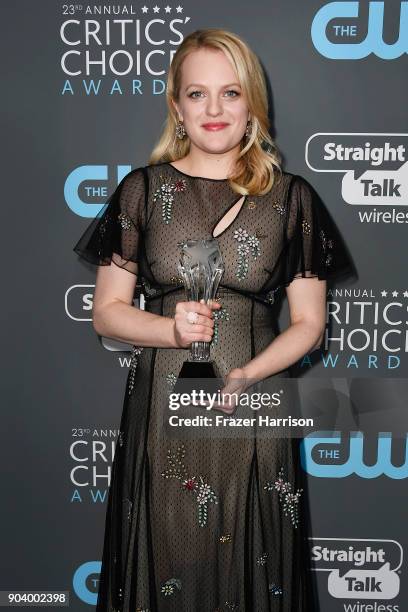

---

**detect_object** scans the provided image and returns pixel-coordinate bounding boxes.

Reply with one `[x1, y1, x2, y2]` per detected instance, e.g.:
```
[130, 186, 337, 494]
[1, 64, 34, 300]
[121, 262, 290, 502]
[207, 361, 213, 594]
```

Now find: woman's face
[172, 47, 250, 155]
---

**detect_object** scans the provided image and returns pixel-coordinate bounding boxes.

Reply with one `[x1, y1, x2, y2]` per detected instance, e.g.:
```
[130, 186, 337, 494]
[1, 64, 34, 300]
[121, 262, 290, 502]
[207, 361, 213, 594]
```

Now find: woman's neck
[174, 148, 239, 180]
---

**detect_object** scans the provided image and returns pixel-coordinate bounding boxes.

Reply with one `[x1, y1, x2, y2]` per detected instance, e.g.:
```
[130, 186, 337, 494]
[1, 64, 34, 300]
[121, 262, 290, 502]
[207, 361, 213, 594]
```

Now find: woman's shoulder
[114, 163, 165, 192]
[270, 170, 317, 200]
[124, 162, 172, 184]
[276, 169, 311, 187]
[253, 169, 298, 201]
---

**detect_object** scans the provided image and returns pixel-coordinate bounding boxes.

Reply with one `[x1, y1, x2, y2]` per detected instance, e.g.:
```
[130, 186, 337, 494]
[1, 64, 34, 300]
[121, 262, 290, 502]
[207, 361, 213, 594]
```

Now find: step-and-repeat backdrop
[3, 1, 407, 610]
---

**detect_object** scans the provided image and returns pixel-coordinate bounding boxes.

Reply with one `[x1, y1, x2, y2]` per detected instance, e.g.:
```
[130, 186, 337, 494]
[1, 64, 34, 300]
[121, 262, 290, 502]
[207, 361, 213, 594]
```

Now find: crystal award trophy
[173, 238, 224, 396]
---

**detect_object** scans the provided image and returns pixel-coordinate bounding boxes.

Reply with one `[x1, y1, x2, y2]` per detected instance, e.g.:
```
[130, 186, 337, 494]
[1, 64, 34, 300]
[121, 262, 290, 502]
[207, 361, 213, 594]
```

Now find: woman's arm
[242, 276, 326, 383]
[92, 263, 177, 348]
[91, 260, 219, 349]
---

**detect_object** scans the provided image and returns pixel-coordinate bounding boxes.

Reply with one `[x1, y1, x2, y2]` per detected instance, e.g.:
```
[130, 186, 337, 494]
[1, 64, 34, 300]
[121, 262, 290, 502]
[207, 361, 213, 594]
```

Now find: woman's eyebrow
[184, 82, 241, 90]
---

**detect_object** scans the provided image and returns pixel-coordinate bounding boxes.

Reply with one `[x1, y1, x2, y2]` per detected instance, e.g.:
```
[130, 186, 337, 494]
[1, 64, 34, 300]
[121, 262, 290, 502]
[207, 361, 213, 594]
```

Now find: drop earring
[175, 120, 186, 139]
[245, 120, 252, 138]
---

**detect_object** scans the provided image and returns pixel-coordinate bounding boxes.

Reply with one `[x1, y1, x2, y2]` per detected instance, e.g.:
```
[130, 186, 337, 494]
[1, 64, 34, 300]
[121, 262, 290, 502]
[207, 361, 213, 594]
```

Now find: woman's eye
[188, 90, 240, 99]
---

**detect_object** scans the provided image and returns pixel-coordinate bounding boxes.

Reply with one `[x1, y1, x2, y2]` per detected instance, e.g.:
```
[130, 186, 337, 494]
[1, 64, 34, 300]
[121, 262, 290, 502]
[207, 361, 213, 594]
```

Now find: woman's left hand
[210, 367, 251, 415]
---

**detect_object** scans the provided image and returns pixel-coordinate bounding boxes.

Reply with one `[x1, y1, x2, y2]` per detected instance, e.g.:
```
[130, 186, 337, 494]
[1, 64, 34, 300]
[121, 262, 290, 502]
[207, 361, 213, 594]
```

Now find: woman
[74, 28, 354, 612]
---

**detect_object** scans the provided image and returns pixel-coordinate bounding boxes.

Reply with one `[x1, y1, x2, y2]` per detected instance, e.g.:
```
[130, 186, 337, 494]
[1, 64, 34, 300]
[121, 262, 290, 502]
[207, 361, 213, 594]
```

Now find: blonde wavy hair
[148, 28, 282, 195]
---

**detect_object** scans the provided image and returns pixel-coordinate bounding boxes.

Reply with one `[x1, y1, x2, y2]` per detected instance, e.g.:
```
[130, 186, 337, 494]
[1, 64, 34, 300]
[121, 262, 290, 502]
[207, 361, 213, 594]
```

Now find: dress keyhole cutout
[212, 195, 246, 238]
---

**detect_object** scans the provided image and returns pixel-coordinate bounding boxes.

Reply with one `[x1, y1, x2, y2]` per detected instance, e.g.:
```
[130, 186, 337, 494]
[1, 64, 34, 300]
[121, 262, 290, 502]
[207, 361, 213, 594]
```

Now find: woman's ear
[171, 98, 182, 122]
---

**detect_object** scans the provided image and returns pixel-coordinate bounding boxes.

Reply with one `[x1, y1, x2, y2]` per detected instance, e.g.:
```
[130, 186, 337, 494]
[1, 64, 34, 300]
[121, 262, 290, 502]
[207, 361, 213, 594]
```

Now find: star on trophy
[173, 238, 224, 396]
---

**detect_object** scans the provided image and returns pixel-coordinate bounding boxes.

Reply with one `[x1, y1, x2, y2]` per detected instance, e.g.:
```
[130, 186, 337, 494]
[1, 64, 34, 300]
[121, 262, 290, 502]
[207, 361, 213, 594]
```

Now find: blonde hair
[148, 28, 282, 195]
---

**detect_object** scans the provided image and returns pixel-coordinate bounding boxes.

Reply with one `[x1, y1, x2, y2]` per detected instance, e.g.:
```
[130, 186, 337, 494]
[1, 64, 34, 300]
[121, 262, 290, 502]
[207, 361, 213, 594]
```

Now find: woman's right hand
[172, 299, 222, 349]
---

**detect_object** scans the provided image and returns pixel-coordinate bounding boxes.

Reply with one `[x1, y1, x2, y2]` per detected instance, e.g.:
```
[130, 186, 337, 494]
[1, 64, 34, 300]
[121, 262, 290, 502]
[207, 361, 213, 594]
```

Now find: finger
[183, 312, 215, 328]
[188, 332, 213, 343]
[188, 300, 220, 317]
[184, 323, 213, 336]
[187, 315, 214, 329]
[213, 403, 236, 414]
[201, 298, 222, 310]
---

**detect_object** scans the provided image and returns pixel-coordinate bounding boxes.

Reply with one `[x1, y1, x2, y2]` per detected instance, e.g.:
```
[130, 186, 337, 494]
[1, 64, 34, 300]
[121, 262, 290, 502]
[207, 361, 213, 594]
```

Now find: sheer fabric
[73, 168, 147, 275]
[73, 162, 355, 611]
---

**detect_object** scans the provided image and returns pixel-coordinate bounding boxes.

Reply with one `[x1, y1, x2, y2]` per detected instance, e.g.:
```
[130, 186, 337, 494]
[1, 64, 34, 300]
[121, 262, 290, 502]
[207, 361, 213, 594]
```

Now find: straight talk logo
[305, 133, 408, 224]
[310, 538, 402, 610]
[358, 207, 408, 224]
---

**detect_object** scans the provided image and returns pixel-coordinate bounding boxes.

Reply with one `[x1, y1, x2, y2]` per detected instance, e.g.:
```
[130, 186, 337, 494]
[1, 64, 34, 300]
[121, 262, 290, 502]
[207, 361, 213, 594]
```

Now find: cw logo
[311, 1, 408, 59]
[300, 432, 408, 479]
[72, 561, 101, 605]
[65, 165, 132, 217]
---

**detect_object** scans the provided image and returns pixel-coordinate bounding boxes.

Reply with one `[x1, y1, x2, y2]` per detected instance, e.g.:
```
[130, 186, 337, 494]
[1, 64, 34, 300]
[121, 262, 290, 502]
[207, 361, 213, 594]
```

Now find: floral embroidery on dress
[264, 288, 277, 305]
[161, 444, 219, 527]
[233, 226, 262, 281]
[140, 276, 160, 298]
[117, 212, 132, 230]
[160, 577, 182, 596]
[165, 372, 177, 390]
[128, 346, 143, 395]
[195, 477, 218, 526]
[219, 533, 232, 543]
[136, 608, 150, 611]
[302, 219, 311, 235]
[264, 467, 303, 528]
[161, 445, 188, 480]
[174, 178, 187, 192]
[170, 275, 184, 285]
[320, 228, 334, 267]
[224, 602, 239, 610]
[269, 583, 283, 595]
[271, 200, 285, 215]
[153, 174, 187, 224]
[211, 306, 230, 346]
[215, 603, 239, 611]
[233, 227, 249, 242]
[256, 552, 268, 566]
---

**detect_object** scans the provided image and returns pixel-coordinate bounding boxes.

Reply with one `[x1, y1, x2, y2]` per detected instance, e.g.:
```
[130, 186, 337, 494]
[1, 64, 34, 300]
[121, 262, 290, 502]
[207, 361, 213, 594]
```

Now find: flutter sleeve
[72, 167, 146, 275]
[269, 174, 356, 292]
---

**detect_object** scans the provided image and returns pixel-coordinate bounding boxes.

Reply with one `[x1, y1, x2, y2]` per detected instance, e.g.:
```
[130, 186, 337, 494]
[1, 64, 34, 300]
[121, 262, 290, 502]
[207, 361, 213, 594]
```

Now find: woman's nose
[205, 94, 223, 116]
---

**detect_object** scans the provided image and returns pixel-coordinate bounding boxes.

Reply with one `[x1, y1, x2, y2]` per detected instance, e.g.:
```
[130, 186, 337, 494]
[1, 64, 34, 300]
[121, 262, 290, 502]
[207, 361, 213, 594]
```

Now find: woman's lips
[202, 123, 229, 131]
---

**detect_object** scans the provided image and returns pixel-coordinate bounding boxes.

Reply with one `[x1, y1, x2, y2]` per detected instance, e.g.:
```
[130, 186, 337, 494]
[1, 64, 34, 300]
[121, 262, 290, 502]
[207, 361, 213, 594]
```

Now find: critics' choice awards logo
[305, 134, 408, 224]
[302, 287, 408, 371]
[70, 427, 121, 504]
[310, 538, 402, 605]
[300, 432, 408, 480]
[311, 2, 407, 59]
[60, 4, 191, 95]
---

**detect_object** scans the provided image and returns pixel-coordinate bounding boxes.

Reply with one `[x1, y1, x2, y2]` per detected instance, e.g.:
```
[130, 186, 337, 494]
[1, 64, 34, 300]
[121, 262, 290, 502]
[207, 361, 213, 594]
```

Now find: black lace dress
[73, 161, 354, 611]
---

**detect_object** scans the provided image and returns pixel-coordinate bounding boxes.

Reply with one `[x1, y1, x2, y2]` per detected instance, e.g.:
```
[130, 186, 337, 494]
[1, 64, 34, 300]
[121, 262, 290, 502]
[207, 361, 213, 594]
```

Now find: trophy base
[173, 359, 222, 397]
